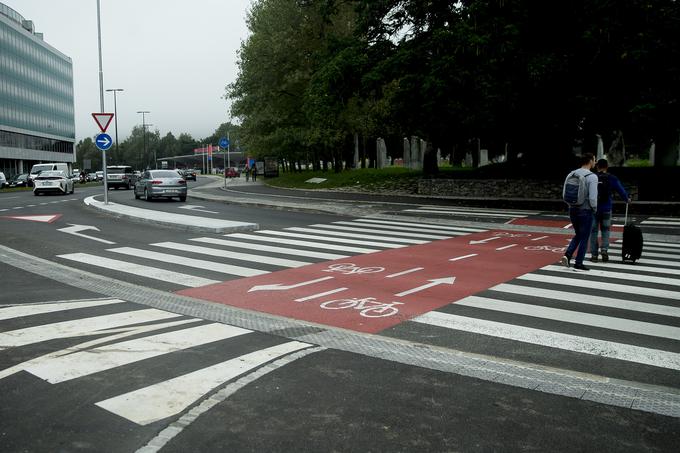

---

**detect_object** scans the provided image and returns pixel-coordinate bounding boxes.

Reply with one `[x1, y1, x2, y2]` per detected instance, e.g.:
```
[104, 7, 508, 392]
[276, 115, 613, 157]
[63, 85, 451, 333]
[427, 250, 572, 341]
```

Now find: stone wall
[417, 179, 564, 199]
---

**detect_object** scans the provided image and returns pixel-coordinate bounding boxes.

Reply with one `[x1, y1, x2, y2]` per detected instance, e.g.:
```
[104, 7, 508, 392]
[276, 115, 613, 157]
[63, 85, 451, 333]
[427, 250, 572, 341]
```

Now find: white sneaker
[560, 255, 571, 268]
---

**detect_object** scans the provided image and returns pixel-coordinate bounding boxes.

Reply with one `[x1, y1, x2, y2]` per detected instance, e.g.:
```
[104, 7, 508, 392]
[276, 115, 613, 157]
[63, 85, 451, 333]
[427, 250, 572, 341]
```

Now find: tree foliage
[228, 0, 680, 171]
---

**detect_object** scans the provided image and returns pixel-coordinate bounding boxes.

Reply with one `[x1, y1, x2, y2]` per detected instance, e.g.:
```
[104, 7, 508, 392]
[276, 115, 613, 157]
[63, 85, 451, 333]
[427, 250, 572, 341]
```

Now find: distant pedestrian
[561, 153, 598, 271]
[245, 166, 250, 182]
[589, 159, 630, 263]
[251, 166, 257, 182]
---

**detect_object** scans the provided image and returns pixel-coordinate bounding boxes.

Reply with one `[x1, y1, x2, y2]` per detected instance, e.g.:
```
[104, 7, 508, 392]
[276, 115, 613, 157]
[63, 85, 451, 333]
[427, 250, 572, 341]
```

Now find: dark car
[134, 169, 187, 202]
[9, 173, 28, 187]
[184, 169, 197, 181]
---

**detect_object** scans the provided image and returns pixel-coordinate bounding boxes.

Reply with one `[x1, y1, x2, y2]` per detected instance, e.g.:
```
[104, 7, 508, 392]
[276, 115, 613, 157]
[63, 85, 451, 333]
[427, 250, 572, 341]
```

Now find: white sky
[4, 0, 252, 143]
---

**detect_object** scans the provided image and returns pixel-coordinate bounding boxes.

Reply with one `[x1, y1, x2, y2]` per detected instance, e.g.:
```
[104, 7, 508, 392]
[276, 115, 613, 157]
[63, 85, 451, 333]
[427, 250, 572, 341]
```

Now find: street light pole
[96, 0, 108, 205]
[106, 88, 123, 163]
[137, 111, 150, 169]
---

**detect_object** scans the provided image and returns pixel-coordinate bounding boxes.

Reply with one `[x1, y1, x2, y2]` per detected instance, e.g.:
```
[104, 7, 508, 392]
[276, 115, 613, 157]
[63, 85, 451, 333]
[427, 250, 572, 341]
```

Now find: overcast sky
[4, 0, 252, 143]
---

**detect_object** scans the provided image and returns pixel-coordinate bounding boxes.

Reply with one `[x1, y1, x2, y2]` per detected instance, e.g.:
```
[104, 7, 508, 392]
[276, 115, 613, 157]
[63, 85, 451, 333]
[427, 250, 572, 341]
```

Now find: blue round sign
[95, 133, 113, 151]
[219, 137, 229, 148]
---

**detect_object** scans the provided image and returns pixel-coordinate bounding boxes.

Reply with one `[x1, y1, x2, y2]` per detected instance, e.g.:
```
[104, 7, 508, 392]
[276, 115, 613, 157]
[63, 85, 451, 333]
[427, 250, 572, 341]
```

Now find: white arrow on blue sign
[219, 137, 229, 148]
[95, 133, 113, 151]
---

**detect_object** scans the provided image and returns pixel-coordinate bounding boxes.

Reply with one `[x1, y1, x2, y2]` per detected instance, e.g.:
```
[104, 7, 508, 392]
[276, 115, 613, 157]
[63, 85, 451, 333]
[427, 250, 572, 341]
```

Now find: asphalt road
[1, 179, 679, 452]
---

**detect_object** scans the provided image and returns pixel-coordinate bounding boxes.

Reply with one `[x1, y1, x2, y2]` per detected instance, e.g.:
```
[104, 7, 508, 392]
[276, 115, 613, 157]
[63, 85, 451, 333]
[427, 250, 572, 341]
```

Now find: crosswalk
[56, 218, 485, 289]
[0, 298, 317, 426]
[404, 240, 680, 381]
[399, 205, 539, 222]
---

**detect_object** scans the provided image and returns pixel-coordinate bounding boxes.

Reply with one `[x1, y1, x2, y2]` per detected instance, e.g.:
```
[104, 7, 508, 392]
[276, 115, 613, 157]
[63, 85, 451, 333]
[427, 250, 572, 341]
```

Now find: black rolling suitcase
[622, 204, 643, 263]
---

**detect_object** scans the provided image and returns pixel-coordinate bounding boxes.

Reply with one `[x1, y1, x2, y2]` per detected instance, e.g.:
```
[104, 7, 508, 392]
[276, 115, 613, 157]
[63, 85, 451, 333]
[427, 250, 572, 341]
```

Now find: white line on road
[57, 253, 220, 287]
[295, 287, 348, 302]
[0, 298, 124, 321]
[190, 237, 348, 260]
[518, 274, 680, 300]
[227, 233, 379, 254]
[413, 311, 680, 371]
[96, 341, 312, 425]
[255, 230, 407, 248]
[285, 227, 428, 244]
[385, 267, 424, 278]
[449, 253, 478, 262]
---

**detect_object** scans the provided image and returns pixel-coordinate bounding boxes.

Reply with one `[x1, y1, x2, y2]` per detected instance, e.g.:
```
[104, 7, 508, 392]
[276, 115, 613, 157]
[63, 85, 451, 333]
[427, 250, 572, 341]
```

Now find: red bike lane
[178, 230, 570, 334]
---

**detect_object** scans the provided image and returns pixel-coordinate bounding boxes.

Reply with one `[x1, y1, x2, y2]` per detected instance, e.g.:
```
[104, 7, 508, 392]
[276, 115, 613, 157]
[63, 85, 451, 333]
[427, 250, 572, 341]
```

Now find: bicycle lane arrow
[176, 230, 570, 334]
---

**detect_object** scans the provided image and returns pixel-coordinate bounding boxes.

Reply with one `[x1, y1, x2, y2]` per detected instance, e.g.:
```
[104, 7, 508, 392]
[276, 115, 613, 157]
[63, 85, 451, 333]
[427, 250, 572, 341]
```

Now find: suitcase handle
[625, 203, 629, 224]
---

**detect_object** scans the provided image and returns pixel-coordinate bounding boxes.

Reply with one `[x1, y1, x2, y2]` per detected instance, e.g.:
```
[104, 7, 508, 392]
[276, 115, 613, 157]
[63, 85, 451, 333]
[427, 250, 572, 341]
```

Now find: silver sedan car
[134, 169, 187, 202]
[33, 170, 74, 196]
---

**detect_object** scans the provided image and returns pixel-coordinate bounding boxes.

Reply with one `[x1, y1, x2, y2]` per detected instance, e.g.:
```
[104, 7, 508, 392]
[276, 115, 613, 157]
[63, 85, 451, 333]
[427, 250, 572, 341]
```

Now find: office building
[0, 3, 75, 178]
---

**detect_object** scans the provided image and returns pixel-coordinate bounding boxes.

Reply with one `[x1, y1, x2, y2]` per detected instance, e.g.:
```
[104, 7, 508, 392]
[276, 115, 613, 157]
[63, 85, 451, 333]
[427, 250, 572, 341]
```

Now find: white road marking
[190, 237, 347, 260]
[255, 230, 407, 248]
[151, 242, 311, 268]
[542, 264, 680, 287]
[518, 274, 680, 300]
[309, 223, 451, 240]
[456, 295, 680, 340]
[587, 261, 680, 276]
[404, 208, 526, 218]
[295, 287, 348, 302]
[0, 298, 124, 321]
[385, 267, 424, 278]
[531, 236, 549, 241]
[449, 253, 478, 262]
[490, 283, 680, 318]
[27, 323, 251, 384]
[413, 311, 680, 371]
[108, 247, 268, 277]
[496, 244, 517, 251]
[0, 309, 181, 348]
[285, 226, 428, 244]
[409, 205, 538, 215]
[348, 218, 485, 233]
[96, 341, 312, 425]
[227, 233, 379, 254]
[57, 253, 220, 287]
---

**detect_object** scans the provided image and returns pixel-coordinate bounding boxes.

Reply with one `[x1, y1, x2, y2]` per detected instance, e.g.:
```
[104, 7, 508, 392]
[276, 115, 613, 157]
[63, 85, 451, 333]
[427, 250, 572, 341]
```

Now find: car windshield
[37, 171, 64, 178]
[150, 171, 182, 178]
[31, 165, 53, 174]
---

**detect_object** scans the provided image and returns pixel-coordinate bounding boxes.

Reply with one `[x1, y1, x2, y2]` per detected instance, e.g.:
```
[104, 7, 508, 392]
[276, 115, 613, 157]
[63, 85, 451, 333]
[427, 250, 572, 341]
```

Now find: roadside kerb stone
[84, 195, 258, 234]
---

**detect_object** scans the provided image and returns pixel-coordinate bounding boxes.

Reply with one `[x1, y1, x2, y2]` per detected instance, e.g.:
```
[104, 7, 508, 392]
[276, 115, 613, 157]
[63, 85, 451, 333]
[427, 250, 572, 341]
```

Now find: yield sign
[2, 214, 62, 223]
[92, 113, 114, 133]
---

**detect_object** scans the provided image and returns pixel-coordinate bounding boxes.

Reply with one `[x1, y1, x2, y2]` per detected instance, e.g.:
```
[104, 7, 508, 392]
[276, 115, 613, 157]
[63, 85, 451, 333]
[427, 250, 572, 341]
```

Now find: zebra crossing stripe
[403, 208, 526, 218]
[607, 249, 680, 260]
[409, 205, 538, 215]
[608, 244, 680, 254]
[490, 283, 680, 318]
[151, 242, 311, 268]
[412, 311, 680, 371]
[107, 247, 268, 277]
[27, 323, 251, 384]
[456, 295, 680, 340]
[348, 218, 485, 233]
[612, 240, 680, 249]
[308, 223, 452, 240]
[542, 265, 680, 287]
[0, 298, 124, 321]
[285, 227, 429, 244]
[227, 233, 379, 254]
[334, 220, 471, 235]
[587, 261, 680, 276]
[0, 309, 182, 348]
[190, 237, 348, 260]
[57, 253, 220, 287]
[95, 341, 311, 425]
[518, 274, 680, 300]
[254, 230, 407, 248]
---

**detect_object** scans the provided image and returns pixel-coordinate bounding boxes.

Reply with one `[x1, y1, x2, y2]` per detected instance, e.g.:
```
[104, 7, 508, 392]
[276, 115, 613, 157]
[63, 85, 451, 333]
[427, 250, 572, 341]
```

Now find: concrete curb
[83, 195, 259, 234]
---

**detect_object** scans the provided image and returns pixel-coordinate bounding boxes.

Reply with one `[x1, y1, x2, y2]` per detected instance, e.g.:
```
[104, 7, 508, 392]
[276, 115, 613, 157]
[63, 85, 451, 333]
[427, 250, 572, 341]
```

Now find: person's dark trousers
[565, 208, 594, 266]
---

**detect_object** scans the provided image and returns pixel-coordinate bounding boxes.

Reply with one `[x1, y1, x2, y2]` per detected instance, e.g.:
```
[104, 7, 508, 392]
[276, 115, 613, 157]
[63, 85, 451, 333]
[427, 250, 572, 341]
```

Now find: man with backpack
[561, 153, 598, 270]
[589, 159, 630, 263]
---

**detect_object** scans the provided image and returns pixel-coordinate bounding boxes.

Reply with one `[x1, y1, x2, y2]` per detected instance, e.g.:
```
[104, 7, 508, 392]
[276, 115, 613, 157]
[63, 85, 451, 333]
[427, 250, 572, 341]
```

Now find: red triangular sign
[2, 214, 62, 223]
[92, 113, 114, 132]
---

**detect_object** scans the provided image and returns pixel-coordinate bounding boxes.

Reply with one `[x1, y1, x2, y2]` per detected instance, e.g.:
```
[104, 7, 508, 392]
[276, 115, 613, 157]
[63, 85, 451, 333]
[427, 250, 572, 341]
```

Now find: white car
[33, 170, 74, 196]
[0, 172, 6, 188]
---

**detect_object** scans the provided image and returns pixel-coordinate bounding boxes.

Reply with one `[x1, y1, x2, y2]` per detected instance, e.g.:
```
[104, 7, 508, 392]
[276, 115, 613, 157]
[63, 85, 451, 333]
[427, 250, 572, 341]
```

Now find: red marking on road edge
[2, 214, 62, 223]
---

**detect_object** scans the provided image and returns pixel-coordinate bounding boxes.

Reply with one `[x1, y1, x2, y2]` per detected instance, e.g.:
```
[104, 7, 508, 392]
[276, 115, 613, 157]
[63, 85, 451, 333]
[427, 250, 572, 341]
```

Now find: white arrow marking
[395, 277, 456, 297]
[97, 136, 111, 147]
[178, 205, 219, 214]
[469, 236, 502, 245]
[57, 224, 116, 244]
[248, 276, 334, 293]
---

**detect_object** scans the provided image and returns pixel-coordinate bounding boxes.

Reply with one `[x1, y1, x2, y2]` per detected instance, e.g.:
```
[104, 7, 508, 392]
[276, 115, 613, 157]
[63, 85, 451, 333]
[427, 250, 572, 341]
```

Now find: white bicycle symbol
[493, 232, 531, 238]
[320, 297, 403, 318]
[524, 245, 567, 253]
[323, 263, 385, 275]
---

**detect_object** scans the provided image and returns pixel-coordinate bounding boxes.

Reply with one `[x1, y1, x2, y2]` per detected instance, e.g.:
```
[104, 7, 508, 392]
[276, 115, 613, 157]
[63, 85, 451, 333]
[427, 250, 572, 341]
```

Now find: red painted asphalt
[178, 230, 571, 334]
[509, 217, 624, 232]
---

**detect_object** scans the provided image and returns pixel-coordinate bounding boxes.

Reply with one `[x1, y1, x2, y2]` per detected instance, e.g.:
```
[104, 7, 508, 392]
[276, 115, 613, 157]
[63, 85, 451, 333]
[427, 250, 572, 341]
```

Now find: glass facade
[0, 3, 75, 177]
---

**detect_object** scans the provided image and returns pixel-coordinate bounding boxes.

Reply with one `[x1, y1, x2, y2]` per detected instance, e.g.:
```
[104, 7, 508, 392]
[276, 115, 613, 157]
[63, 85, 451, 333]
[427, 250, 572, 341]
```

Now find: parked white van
[28, 163, 70, 186]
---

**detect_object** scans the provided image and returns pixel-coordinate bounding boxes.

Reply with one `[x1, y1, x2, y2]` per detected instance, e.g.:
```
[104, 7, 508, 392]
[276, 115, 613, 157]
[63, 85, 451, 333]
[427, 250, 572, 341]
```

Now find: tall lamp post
[106, 88, 123, 163]
[137, 111, 150, 169]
